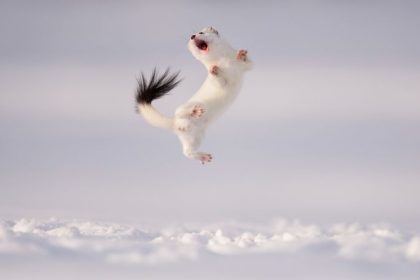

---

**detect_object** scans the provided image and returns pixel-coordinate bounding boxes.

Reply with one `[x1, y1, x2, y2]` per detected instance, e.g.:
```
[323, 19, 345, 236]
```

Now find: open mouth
[194, 39, 208, 52]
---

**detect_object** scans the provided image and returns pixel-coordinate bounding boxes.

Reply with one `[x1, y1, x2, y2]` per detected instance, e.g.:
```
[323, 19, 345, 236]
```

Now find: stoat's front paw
[190, 105, 205, 118]
[209, 65, 219, 75]
[237, 49, 248, 62]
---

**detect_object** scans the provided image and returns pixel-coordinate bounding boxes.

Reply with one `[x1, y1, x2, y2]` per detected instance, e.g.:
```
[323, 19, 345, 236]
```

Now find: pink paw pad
[200, 153, 213, 164]
[210, 65, 219, 75]
[237, 49, 248, 61]
[190, 105, 205, 118]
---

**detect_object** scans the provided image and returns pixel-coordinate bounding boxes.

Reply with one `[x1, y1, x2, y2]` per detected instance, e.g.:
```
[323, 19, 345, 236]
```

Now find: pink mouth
[194, 39, 208, 53]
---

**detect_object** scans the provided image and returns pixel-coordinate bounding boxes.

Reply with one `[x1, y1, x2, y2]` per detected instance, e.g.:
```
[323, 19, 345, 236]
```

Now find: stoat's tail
[135, 68, 181, 130]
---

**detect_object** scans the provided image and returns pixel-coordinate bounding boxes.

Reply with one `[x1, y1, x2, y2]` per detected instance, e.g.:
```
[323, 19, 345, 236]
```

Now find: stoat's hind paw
[190, 104, 205, 118]
[210, 65, 220, 75]
[237, 49, 248, 61]
[198, 153, 213, 164]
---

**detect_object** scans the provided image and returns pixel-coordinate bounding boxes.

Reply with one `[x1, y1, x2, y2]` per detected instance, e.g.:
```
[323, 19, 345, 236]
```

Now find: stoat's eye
[198, 32, 204, 35]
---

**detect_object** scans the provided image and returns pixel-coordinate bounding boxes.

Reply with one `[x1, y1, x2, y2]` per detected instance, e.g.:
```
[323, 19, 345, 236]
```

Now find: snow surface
[1, 218, 419, 265]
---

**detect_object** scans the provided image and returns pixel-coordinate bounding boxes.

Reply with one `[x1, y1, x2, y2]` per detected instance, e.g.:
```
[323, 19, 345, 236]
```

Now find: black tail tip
[135, 68, 182, 105]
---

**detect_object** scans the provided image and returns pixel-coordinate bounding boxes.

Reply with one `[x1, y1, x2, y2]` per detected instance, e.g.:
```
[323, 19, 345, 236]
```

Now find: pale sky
[1, 1, 420, 279]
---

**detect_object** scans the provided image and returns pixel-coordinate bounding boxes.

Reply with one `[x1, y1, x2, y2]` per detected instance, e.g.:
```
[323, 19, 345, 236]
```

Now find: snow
[1, 218, 419, 266]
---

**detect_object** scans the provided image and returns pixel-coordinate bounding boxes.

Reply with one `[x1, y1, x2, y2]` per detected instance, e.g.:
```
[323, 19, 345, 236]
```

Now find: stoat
[136, 27, 252, 164]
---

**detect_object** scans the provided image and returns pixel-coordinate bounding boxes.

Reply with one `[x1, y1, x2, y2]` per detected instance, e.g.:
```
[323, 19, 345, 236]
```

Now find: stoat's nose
[190, 34, 196, 40]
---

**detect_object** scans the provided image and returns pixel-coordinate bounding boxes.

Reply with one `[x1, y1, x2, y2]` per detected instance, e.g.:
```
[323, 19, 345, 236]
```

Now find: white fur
[139, 27, 252, 163]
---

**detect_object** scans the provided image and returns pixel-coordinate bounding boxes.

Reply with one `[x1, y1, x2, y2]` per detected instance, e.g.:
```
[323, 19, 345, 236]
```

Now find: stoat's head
[188, 27, 232, 65]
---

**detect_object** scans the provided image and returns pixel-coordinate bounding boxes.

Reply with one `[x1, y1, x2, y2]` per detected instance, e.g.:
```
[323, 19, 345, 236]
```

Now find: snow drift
[1, 218, 419, 265]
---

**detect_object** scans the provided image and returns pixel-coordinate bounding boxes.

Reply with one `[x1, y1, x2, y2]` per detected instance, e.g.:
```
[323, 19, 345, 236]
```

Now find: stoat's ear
[202, 26, 219, 36]
[209, 27, 219, 36]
